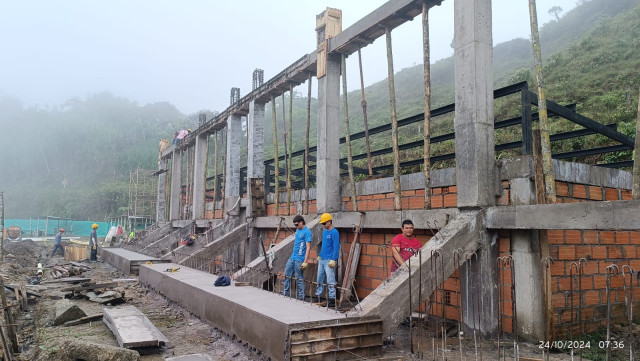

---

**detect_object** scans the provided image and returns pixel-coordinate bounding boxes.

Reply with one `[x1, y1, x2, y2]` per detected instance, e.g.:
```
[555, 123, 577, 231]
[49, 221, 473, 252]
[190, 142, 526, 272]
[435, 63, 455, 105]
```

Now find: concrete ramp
[234, 219, 321, 284]
[124, 222, 173, 252]
[138, 224, 192, 258]
[139, 262, 382, 361]
[174, 223, 248, 266]
[356, 210, 484, 337]
[101, 248, 171, 275]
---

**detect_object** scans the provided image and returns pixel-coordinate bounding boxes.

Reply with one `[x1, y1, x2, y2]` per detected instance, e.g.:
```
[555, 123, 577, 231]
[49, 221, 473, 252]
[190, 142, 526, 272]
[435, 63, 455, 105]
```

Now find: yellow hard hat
[319, 213, 332, 224]
[91, 223, 99, 229]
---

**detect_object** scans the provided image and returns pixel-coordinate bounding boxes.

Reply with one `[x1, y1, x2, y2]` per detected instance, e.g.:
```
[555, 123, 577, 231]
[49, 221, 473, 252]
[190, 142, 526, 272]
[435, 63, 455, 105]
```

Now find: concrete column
[453, 0, 496, 208]
[246, 100, 265, 217]
[510, 177, 545, 341]
[225, 114, 242, 214]
[156, 158, 167, 223]
[316, 56, 342, 213]
[192, 133, 208, 220]
[246, 100, 266, 263]
[169, 149, 183, 221]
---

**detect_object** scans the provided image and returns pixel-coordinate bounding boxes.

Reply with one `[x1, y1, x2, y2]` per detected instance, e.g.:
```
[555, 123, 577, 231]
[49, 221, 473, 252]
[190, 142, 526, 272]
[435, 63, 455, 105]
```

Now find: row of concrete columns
[157, 0, 548, 341]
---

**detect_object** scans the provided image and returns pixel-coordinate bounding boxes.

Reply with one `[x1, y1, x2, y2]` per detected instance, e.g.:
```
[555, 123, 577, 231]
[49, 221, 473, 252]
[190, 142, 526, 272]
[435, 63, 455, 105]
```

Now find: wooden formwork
[289, 318, 383, 360]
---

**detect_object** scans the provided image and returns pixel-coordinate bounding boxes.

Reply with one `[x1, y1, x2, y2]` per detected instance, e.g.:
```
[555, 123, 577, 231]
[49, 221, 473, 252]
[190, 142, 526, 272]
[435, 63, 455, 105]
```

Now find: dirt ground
[0, 240, 634, 361]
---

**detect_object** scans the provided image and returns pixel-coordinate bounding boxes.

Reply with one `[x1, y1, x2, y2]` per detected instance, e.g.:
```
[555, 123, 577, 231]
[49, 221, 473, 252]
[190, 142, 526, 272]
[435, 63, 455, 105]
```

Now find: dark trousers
[51, 244, 64, 257]
[90, 248, 98, 261]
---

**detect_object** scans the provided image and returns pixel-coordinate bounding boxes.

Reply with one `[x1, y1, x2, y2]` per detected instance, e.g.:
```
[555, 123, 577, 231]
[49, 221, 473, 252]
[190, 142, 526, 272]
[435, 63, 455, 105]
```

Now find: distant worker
[315, 213, 340, 307]
[282, 215, 312, 300]
[116, 225, 123, 243]
[50, 228, 65, 257]
[89, 223, 99, 262]
[391, 220, 422, 273]
[175, 129, 189, 145]
[171, 131, 180, 145]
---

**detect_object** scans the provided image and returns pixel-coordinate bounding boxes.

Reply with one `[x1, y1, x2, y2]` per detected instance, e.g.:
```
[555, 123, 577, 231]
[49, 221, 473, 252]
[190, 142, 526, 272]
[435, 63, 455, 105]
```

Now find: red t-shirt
[391, 234, 422, 272]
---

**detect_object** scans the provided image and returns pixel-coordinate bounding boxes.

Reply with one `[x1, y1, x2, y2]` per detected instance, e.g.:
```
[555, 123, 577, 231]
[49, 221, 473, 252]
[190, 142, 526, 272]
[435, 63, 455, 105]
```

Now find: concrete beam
[454, 0, 496, 208]
[169, 149, 183, 221]
[192, 133, 208, 220]
[486, 200, 640, 230]
[177, 223, 248, 266]
[101, 248, 170, 275]
[315, 57, 342, 213]
[234, 219, 322, 284]
[356, 210, 484, 337]
[253, 209, 458, 230]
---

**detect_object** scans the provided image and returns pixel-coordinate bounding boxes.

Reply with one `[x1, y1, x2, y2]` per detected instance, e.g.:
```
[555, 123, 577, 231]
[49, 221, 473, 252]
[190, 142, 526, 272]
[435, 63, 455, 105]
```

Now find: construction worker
[282, 215, 312, 300]
[50, 228, 65, 257]
[391, 219, 422, 273]
[89, 223, 99, 262]
[315, 213, 340, 307]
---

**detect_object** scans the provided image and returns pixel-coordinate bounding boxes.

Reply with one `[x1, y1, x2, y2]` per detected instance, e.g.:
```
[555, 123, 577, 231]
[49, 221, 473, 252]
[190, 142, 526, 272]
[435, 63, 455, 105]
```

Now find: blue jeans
[283, 258, 305, 300]
[51, 244, 64, 257]
[315, 259, 336, 299]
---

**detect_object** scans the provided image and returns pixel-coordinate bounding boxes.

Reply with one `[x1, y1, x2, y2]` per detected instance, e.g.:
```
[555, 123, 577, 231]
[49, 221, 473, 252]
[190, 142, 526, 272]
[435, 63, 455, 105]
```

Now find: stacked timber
[50, 263, 91, 279]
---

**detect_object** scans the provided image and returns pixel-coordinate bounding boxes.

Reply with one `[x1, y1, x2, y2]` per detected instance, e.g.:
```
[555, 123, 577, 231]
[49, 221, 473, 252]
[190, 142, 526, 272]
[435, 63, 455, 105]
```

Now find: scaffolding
[124, 168, 157, 231]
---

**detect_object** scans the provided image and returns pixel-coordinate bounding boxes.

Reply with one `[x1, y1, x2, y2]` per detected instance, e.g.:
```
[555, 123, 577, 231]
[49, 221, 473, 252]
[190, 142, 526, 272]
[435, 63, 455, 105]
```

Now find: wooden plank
[64, 313, 103, 326]
[42, 277, 91, 284]
[60, 282, 119, 292]
[103, 306, 168, 349]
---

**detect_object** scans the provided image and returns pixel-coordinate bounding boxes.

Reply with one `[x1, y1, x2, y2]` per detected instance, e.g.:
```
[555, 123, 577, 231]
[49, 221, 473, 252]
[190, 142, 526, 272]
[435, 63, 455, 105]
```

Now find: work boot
[327, 298, 336, 308]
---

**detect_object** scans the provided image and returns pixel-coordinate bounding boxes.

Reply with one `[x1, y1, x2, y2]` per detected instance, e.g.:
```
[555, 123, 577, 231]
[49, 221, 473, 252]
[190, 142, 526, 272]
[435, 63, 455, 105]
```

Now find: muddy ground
[0, 240, 633, 360]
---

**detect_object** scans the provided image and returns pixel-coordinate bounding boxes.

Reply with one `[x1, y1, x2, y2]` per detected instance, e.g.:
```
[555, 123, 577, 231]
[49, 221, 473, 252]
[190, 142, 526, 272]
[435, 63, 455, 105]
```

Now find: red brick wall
[550, 181, 638, 337]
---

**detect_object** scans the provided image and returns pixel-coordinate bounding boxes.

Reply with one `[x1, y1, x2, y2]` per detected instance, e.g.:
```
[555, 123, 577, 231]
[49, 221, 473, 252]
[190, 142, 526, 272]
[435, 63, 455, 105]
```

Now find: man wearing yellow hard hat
[89, 223, 99, 262]
[315, 213, 340, 307]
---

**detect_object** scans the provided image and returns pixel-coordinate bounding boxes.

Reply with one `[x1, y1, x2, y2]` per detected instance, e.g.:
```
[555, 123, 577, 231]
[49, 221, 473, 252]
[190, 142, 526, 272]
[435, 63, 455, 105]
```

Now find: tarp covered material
[4, 219, 110, 237]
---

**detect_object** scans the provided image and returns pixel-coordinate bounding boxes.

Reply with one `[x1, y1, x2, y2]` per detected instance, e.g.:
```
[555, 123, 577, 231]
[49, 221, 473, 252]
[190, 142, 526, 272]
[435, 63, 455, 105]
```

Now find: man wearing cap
[282, 215, 312, 300]
[315, 213, 340, 307]
[50, 228, 65, 257]
[89, 223, 99, 262]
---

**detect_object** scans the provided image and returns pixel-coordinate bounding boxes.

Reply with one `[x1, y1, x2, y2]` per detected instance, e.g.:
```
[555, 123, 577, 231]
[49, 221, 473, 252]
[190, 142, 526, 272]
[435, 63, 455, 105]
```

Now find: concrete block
[54, 299, 87, 325]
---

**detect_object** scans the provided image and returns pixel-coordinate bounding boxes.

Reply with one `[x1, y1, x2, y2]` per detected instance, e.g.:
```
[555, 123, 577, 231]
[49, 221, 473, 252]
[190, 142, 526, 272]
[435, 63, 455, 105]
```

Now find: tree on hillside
[548, 6, 563, 21]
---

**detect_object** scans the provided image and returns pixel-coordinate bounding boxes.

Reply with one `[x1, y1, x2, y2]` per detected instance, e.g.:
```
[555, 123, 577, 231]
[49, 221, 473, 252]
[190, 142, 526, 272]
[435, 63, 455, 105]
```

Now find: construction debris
[53, 299, 87, 326]
[50, 263, 91, 279]
[58, 339, 140, 361]
[63, 313, 103, 326]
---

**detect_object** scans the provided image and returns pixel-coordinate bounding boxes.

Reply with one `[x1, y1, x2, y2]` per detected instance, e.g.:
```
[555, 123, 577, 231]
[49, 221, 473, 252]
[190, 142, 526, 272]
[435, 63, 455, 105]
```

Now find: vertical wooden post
[271, 97, 280, 215]
[385, 26, 402, 211]
[289, 85, 294, 207]
[282, 93, 291, 215]
[1, 192, 4, 262]
[0, 276, 19, 353]
[421, 1, 432, 209]
[221, 127, 227, 214]
[341, 54, 358, 212]
[357, 49, 373, 177]
[305, 74, 312, 215]
[529, 0, 557, 203]
[633, 85, 640, 199]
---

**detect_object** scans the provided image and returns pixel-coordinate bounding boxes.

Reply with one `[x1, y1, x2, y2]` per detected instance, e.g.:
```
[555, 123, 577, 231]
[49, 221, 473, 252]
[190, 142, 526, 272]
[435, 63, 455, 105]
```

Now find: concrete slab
[103, 305, 168, 349]
[101, 248, 170, 275]
[139, 262, 381, 361]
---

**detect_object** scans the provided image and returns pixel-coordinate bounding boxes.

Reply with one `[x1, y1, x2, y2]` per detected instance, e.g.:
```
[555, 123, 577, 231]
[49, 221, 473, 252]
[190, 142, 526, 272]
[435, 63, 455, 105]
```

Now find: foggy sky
[0, 0, 575, 115]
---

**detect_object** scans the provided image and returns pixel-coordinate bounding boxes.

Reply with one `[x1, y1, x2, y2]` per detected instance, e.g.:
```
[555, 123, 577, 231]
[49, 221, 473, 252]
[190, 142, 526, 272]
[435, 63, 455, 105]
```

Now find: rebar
[540, 256, 553, 361]
[621, 265, 635, 361]
[605, 264, 619, 361]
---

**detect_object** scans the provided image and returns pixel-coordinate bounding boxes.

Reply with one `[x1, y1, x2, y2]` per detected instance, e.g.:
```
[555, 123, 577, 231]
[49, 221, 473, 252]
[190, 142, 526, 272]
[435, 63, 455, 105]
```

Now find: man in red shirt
[391, 219, 422, 272]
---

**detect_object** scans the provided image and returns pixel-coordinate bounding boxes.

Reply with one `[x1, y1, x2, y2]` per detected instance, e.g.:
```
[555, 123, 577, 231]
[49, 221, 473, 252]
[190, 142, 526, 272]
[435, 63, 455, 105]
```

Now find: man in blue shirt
[315, 213, 340, 307]
[283, 215, 312, 300]
[50, 228, 65, 257]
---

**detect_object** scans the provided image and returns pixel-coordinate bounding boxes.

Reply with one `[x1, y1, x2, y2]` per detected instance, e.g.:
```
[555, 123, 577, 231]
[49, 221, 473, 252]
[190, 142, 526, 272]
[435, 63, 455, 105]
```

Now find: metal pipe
[622, 265, 635, 361]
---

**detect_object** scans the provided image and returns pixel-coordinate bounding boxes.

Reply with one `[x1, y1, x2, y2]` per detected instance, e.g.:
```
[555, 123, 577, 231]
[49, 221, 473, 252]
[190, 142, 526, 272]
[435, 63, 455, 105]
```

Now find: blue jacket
[54, 232, 62, 245]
